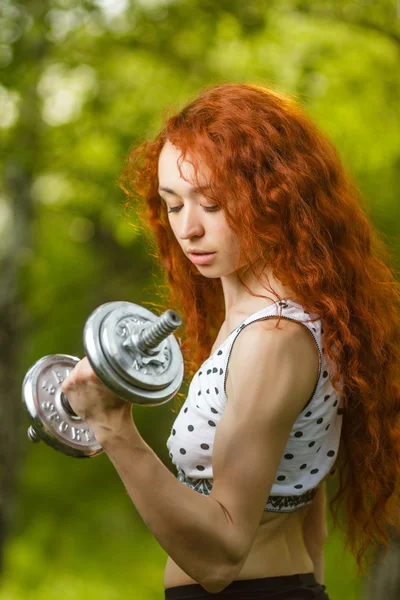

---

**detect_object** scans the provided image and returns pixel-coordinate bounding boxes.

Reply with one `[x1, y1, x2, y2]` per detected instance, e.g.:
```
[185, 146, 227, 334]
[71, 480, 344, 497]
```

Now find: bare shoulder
[228, 316, 320, 373]
[208, 315, 322, 579]
[226, 317, 320, 414]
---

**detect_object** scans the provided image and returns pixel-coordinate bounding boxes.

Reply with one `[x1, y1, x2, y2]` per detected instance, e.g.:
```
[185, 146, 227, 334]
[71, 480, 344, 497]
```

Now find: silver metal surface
[27, 425, 40, 443]
[22, 301, 185, 458]
[22, 355, 103, 458]
[136, 309, 183, 352]
[83, 301, 184, 405]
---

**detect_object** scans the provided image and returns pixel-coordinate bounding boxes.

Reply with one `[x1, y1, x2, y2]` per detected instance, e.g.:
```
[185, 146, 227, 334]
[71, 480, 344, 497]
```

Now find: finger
[61, 362, 80, 392]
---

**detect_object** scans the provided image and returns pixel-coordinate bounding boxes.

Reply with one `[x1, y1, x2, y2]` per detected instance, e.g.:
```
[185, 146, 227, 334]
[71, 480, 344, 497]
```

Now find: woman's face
[157, 140, 244, 278]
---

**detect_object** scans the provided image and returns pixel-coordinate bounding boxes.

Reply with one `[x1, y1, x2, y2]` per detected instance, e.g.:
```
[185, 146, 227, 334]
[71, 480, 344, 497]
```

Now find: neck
[220, 263, 284, 315]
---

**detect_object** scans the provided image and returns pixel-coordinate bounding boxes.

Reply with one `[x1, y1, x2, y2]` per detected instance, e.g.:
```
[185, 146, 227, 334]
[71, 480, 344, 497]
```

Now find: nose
[177, 205, 205, 241]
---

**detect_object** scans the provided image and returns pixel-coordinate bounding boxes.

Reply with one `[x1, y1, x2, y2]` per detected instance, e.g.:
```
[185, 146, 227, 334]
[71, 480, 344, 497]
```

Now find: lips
[188, 252, 216, 265]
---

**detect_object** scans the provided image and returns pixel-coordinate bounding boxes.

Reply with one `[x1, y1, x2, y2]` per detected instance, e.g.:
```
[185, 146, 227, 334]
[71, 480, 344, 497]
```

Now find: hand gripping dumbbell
[22, 301, 184, 459]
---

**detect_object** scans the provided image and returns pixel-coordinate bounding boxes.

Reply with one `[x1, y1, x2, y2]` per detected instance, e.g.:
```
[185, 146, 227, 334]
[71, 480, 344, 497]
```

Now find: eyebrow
[158, 185, 210, 196]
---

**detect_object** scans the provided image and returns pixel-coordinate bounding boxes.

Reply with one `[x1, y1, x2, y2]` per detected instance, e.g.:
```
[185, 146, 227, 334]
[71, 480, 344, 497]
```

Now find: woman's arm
[60, 358, 239, 592]
[302, 479, 328, 585]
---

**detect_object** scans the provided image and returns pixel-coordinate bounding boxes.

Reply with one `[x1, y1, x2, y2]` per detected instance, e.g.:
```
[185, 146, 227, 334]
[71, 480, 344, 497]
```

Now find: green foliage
[1, 0, 399, 597]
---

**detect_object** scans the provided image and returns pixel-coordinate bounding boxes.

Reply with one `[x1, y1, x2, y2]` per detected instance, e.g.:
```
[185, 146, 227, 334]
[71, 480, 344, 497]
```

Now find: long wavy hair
[119, 82, 400, 576]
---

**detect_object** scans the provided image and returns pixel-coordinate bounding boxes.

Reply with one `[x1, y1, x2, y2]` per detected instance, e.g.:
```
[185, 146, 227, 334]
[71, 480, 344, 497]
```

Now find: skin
[63, 141, 293, 431]
[157, 140, 290, 315]
[62, 140, 325, 590]
[158, 141, 323, 588]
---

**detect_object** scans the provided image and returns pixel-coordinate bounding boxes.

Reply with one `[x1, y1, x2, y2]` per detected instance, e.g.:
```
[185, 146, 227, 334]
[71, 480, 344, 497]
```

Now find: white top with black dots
[166, 299, 344, 512]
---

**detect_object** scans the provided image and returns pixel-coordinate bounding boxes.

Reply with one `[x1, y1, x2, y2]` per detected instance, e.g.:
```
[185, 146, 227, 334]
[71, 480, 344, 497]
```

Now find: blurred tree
[0, 0, 399, 597]
[289, 4, 400, 598]
[363, 526, 400, 600]
[292, 0, 400, 50]
[0, 0, 51, 574]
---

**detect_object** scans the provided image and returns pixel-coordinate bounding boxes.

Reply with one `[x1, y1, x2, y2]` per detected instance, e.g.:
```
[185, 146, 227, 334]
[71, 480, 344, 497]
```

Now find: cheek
[217, 233, 241, 268]
[215, 219, 236, 242]
[223, 230, 241, 255]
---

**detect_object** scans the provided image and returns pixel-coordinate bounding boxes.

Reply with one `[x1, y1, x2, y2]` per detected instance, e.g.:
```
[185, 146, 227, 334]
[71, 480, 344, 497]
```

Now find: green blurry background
[1, 1, 399, 598]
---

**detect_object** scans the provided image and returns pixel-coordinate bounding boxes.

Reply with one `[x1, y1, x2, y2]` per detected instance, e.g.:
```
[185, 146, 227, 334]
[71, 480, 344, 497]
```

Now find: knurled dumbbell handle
[133, 309, 182, 353]
[43, 310, 183, 420]
[23, 302, 184, 458]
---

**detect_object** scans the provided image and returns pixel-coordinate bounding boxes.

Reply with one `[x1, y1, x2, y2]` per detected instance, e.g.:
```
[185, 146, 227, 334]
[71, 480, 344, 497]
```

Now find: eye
[203, 205, 220, 213]
[167, 205, 220, 214]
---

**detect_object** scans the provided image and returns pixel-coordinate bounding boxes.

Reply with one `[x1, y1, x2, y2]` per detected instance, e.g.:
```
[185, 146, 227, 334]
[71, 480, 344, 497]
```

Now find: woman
[62, 83, 400, 599]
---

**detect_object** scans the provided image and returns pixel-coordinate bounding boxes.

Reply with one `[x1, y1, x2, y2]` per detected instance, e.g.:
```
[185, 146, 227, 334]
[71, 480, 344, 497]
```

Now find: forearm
[96, 422, 234, 591]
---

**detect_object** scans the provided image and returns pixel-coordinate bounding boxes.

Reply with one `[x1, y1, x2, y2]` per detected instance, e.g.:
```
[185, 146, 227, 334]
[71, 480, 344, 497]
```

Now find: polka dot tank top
[166, 299, 344, 512]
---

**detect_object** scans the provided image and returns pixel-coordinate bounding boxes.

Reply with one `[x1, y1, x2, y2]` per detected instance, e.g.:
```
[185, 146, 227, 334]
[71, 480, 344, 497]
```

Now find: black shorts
[164, 572, 330, 599]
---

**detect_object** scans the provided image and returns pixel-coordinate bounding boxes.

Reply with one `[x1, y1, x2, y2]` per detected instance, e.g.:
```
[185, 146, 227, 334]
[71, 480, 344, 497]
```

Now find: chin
[197, 269, 221, 278]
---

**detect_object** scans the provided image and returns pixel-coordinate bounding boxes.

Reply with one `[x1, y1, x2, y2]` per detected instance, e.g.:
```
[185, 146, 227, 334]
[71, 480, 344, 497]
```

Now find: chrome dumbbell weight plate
[22, 355, 103, 458]
[83, 301, 184, 406]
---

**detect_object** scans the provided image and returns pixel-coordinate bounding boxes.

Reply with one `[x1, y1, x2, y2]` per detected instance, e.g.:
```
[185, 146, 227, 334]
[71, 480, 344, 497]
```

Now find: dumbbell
[22, 301, 184, 459]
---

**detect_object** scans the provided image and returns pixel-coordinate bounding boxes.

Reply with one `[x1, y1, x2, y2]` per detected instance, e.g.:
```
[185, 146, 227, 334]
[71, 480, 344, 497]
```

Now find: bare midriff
[164, 507, 314, 589]
[164, 296, 315, 589]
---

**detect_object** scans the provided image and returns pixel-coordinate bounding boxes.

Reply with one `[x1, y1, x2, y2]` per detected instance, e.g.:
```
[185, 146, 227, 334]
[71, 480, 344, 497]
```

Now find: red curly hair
[119, 82, 400, 576]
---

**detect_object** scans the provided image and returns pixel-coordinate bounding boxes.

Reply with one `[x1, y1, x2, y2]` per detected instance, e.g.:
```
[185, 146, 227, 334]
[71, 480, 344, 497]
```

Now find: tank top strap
[231, 298, 310, 332]
[208, 299, 317, 362]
